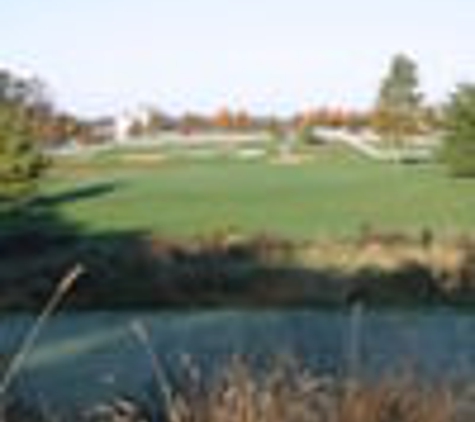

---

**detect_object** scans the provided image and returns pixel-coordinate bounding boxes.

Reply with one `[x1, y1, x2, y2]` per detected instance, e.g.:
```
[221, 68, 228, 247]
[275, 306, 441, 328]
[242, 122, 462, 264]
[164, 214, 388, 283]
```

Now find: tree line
[1, 53, 475, 209]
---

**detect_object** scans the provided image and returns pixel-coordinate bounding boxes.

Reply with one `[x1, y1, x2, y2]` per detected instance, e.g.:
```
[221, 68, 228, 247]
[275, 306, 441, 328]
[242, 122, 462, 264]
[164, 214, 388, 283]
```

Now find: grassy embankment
[1, 145, 474, 309]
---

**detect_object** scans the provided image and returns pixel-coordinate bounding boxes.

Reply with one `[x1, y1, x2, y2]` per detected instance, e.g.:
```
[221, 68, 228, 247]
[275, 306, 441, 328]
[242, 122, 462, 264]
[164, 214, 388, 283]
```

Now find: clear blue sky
[1, 0, 473, 117]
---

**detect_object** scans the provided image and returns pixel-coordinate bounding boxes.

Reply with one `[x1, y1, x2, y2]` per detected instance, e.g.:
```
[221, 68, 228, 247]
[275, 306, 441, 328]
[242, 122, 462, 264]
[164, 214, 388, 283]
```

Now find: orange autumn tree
[214, 107, 233, 130]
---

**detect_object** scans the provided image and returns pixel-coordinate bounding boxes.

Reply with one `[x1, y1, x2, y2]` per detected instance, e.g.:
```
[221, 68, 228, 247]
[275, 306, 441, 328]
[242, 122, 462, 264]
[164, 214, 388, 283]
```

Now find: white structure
[312, 127, 435, 162]
[114, 106, 152, 142]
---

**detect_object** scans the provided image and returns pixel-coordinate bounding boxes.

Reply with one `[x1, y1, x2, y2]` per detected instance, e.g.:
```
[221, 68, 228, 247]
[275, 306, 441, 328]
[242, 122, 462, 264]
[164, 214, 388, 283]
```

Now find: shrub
[441, 83, 475, 177]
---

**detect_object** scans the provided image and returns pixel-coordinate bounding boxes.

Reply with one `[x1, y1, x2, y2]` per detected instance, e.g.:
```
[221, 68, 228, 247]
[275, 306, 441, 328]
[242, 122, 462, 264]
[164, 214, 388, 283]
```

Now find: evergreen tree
[0, 70, 47, 209]
[373, 54, 423, 145]
[441, 83, 475, 177]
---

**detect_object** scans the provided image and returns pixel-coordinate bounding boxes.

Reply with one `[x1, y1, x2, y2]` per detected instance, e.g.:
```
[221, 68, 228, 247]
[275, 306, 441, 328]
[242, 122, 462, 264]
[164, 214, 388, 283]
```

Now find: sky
[1, 0, 473, 117]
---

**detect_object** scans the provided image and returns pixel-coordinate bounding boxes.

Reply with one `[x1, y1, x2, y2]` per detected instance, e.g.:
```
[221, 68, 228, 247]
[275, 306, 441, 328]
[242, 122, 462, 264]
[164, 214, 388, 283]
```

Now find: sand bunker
[270, 153, 310, 165]
[121, 153, 166, 163]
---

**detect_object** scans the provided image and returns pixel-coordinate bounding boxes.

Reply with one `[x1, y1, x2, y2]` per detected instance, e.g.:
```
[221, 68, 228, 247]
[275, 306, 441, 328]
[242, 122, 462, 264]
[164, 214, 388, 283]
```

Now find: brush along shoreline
[0, 229, 474, 310]
[1, 355, 475, 422]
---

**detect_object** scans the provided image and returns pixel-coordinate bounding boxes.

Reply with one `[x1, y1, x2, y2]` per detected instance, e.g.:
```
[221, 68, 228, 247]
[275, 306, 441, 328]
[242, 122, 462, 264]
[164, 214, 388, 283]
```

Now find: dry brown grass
[158, 357, 464, 422]
[339, 380, 453, 422]
[299, 236, 468, 281]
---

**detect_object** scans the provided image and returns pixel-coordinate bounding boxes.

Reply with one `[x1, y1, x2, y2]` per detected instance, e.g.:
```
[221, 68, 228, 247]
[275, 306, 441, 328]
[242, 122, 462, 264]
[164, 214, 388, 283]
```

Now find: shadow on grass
[0, 181, 122, 259]
[34, 180, 122, 208]
[0, 182, 475, 311]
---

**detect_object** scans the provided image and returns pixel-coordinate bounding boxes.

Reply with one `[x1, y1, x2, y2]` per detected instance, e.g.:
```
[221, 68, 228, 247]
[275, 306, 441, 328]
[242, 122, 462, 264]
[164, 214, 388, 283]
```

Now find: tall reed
[0, 264, 83, 397]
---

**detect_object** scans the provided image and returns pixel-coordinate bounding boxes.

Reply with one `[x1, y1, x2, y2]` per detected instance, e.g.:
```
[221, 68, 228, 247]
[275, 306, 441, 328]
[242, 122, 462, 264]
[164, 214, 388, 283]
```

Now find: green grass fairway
[46, 148, 475, 239]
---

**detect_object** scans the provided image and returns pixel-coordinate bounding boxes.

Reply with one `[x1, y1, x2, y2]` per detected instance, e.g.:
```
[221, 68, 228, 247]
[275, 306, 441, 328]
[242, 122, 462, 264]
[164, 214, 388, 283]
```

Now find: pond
[0, 308, 474, 415]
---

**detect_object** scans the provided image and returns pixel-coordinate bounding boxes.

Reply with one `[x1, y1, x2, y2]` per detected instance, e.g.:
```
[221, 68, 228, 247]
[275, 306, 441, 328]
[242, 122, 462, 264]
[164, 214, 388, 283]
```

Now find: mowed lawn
[45, 148, 475, 239]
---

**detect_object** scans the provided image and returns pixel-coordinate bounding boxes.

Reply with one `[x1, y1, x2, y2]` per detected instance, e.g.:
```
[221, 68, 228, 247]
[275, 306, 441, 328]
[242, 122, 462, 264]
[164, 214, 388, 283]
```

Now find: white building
[114, 106, 152, 142]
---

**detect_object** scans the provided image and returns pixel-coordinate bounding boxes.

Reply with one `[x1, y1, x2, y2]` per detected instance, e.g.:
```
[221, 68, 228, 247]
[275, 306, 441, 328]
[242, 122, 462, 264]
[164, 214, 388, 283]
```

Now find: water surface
[0, 309, 474, 414]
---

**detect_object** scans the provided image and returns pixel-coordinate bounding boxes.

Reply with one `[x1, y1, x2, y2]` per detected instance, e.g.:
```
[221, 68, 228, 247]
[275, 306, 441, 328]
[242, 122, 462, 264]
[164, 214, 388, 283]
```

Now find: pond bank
[1, 230, 475, 311]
